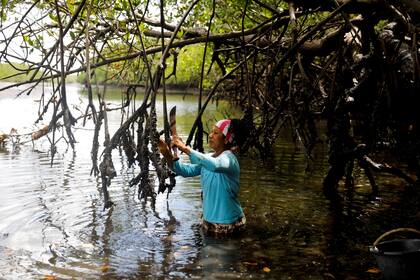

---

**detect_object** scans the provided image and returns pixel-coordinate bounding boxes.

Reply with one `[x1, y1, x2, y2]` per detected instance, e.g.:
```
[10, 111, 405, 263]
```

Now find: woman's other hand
[158, 138, 172, 159]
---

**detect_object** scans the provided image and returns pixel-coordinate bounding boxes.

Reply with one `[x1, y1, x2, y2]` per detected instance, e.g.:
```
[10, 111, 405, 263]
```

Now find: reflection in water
[0, 83, 419, 279]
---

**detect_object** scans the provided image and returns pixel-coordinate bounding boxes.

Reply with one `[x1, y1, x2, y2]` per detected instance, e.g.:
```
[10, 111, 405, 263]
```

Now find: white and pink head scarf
[215, 119, 234, 143]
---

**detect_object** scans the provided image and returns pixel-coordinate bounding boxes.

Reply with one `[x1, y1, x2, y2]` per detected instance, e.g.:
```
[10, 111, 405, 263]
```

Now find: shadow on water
[0, 83, 419, 279]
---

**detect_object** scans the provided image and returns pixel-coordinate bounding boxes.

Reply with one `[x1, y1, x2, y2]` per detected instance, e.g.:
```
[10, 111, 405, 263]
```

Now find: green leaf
[67, 2, 75, 14]
[22, 35, 30, 43]
[48, 13, 57, 22]
[22, 35, 35, 47]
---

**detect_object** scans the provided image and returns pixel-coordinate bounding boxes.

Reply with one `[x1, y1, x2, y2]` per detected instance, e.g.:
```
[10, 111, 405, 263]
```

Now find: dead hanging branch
[95, 0, 200, 208]
[91, 111, 103, 176]
[136, 113, 154, 202]
[158, 0, 176, 197]
[98, 96, 116, 209]
[149, 91, 168, 198]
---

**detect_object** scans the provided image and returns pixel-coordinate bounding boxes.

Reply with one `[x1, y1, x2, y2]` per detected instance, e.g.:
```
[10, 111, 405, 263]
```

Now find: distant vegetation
[0, 63, 78, 83]
[75, 44, 219, 89]
[0, 63, 39, 82]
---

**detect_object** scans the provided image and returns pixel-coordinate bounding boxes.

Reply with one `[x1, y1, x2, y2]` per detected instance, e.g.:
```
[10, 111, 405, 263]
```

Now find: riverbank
[110, 82, 207, 95]
[0, 80, 206, 99]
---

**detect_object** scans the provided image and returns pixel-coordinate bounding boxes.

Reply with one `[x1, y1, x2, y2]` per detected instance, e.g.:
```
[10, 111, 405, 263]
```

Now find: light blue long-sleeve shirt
[172, 149, 244, 224]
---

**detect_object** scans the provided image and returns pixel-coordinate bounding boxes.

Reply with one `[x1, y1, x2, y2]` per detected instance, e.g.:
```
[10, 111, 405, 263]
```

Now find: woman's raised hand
[172, 135, 190, 154]
[158, 136, 190, 159]
[158, 138, 172, 158]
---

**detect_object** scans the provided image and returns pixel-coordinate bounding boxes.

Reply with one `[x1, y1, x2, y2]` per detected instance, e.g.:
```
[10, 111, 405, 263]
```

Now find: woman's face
[209, 125, 226, 152]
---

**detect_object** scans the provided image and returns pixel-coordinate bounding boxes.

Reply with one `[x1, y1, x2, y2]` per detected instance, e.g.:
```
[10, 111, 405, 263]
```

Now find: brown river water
[0, 83, 419, 279]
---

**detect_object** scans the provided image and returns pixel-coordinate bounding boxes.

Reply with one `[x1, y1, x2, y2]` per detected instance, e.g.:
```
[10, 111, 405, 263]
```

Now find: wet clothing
[202, 215, 246, 235]
[172, 149, 245, 232]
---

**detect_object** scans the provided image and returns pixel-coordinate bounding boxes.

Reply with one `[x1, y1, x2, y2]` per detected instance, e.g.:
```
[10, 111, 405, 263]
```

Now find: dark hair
[229, 118, 249, 150]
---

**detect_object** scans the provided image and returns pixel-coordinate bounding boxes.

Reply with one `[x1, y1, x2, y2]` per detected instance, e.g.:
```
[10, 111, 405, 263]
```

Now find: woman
[158, 119, 246, 235]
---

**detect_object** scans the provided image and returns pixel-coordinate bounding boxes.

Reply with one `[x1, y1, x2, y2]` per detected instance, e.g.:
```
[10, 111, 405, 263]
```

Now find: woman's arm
[158, 138, 176, 168]
[172, 135, 235, 173]
[172, 160, 201, 177]
[189, 150, 234, 172]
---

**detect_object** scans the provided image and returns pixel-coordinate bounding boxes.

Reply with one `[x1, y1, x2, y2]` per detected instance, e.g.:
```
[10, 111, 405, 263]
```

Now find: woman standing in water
[158, 119, 247, 235]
